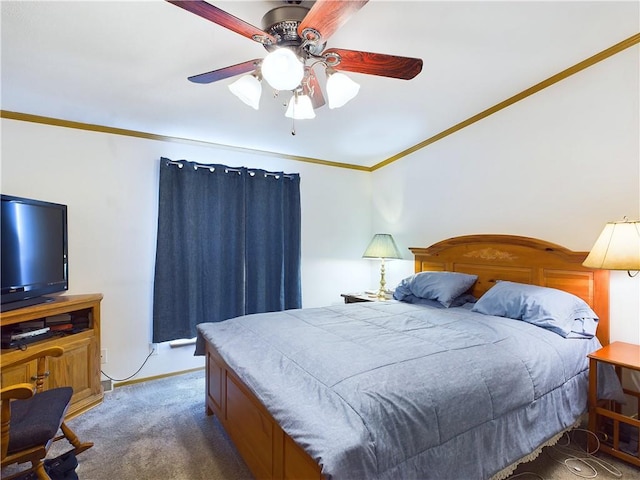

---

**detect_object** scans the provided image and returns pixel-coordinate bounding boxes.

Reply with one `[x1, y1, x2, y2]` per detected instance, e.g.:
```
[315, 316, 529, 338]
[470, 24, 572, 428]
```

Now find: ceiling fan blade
[323, 48, 423, 80]
[166, 1, 276, 45]
[303, 68, 325, 109]
[298, 0, 369, 44]
[188, 59, 262, 84]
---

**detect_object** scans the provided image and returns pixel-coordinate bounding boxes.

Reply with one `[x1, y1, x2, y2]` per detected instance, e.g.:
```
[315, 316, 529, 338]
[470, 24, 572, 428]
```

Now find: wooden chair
[1, 346, 93, 480]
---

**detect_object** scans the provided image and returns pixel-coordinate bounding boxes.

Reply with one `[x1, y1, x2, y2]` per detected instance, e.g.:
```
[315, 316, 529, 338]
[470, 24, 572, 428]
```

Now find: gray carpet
[4, 370, 638, 479]
[5, 370, 253, 480]
[505, 430, 638, 480]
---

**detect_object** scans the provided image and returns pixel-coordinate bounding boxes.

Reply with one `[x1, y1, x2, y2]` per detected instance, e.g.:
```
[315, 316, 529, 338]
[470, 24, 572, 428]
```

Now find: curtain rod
[165, 159, 297, 179]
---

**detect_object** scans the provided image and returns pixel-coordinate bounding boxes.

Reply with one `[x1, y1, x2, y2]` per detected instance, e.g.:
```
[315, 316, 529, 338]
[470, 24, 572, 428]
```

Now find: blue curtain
[152, 158, 301, 343]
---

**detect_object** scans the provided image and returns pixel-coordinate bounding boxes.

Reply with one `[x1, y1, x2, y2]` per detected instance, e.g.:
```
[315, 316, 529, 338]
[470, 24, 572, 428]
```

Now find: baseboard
[113, 366, 205, 389]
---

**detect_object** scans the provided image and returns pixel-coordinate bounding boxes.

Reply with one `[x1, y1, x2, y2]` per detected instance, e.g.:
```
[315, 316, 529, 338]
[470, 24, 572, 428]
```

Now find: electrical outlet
[149, 343, 158, 356]
[100, 348, 107, 364]
[101, 379, 113, 392]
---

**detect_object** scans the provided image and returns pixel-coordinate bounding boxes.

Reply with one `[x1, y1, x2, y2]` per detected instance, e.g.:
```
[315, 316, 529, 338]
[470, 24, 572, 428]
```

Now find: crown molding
[0, 110, 370, 172]
[372, 32, 640, 171]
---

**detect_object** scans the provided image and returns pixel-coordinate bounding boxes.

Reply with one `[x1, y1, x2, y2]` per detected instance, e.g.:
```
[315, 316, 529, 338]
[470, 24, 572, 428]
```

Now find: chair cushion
[7, 387, 73, 454]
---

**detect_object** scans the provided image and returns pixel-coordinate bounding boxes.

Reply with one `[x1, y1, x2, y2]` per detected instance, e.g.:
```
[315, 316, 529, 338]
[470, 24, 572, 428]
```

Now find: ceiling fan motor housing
[261, 6, 325, 57]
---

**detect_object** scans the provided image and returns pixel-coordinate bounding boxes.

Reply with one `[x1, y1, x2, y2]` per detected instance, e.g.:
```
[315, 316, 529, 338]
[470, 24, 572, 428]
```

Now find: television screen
[1, 194, 68, 311]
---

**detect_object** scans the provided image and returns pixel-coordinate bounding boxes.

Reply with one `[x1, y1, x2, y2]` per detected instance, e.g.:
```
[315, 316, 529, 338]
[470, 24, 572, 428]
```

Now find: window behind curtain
[152, 158, 301, 343]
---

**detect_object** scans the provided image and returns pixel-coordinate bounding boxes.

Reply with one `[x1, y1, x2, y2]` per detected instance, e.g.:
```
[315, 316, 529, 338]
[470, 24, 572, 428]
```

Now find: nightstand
[587, 341, 640, 467]
[341, 292, 391, 304]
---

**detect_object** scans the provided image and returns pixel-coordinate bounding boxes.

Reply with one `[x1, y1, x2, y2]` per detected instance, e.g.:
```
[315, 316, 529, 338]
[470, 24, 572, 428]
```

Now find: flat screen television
[1, 194, 69, 312]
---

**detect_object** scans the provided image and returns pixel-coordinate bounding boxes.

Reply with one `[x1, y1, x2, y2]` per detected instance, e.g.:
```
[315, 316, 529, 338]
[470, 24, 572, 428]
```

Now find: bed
[195, 234, 616, 479]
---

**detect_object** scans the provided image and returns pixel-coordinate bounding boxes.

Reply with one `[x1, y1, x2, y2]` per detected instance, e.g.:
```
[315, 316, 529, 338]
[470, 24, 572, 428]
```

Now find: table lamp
[583, 218, 640, 277]
[363, 234, 403, 299]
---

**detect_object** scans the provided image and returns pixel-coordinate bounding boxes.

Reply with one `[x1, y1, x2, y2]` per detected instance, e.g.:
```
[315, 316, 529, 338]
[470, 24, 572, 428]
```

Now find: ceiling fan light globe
[285, 94, 316, 120]
[261, 48, 304, 91]
[326, 71, 360, 109]
[228, 75, 262, 110]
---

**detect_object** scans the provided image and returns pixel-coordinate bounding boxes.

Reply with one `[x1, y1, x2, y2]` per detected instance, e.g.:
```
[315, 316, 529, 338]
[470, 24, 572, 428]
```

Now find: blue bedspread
[196, 301, 605, 479]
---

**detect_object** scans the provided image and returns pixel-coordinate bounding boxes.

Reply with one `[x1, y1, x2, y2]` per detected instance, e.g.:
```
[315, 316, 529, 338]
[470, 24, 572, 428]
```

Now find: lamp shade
[285, 93, 315, 120]
[261, 48, 304, 91]
[326, 71, 360, 109]
[228, 74, 262, 110]
[583, 220, 640, 270]
[362, 234, 403, 259]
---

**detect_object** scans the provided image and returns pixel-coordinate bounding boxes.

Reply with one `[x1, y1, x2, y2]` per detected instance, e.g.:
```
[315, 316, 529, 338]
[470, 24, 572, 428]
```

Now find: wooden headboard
[410, 234, 610, 345]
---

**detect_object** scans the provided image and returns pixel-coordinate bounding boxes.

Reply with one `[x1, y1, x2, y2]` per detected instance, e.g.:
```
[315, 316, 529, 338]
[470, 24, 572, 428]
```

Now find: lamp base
[375, 289, 387, 300]
[376, 258, 389, 300]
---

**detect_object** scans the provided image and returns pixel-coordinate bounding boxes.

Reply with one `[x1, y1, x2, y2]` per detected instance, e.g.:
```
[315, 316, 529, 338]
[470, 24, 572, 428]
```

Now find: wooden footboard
[204, 342, 322, 480]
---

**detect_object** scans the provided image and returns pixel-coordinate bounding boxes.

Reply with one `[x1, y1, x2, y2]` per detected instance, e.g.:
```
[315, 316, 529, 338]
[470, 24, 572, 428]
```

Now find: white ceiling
[2, 1, 638, 168]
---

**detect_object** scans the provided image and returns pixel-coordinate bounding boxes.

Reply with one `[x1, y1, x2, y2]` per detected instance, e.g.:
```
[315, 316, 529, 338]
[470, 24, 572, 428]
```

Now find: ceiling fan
[166, 0, 423, 121]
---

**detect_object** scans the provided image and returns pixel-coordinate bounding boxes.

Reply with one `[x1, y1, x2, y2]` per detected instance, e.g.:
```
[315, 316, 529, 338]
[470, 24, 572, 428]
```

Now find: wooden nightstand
[587, 341, 640, 466]
[340, 293, 391, 304]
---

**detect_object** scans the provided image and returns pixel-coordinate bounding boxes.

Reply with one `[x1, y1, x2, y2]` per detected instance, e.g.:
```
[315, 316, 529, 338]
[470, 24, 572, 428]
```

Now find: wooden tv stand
[0, 294, 104, 418]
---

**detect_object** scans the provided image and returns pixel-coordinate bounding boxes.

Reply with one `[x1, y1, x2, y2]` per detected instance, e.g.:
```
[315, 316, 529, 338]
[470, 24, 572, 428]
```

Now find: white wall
[371, 44, 640, 345]
[1, 120, 372, 380]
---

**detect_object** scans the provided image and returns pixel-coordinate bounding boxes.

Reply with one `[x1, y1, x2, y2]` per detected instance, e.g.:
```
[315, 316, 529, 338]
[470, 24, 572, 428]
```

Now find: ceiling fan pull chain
[290, 90, 297, 135]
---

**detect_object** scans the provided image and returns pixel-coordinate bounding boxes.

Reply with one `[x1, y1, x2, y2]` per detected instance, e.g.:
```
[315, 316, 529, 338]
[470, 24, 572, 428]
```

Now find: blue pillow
[393, 271, 478, 307]
[471, 281, 599, 338]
